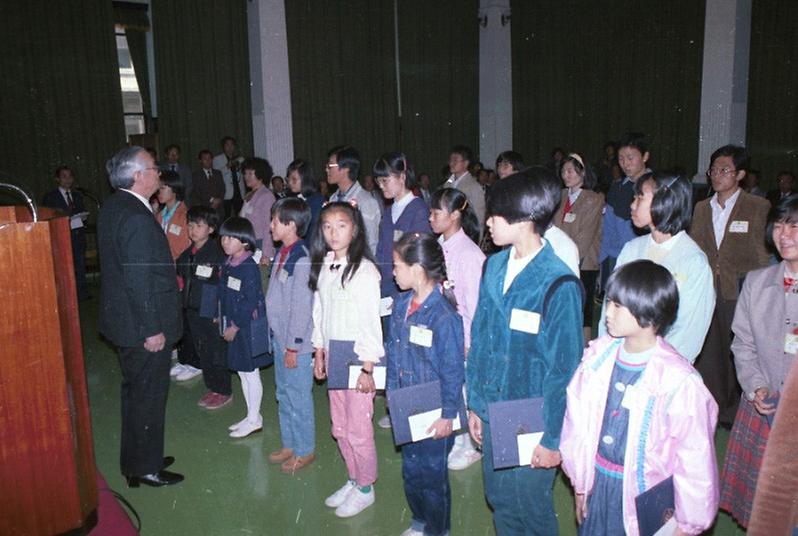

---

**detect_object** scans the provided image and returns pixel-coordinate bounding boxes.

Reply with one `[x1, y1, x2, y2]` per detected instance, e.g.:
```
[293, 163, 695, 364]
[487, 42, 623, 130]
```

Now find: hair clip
[322, 200, 330, 208]
[442, 279, 455, 290]
[460, 199, 469, 211]
[348, 199, 358, 209]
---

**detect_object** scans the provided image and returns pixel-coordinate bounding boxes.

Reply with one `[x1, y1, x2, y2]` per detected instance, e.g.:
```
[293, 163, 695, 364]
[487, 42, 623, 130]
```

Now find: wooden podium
[0, 206, 97, 535]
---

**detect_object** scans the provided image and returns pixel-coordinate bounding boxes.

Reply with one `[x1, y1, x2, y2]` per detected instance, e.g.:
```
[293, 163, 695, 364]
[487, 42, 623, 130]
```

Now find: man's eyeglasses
[142, 166, 162, 175]
[325, 163, 339, 171]
[707, 167, 736, 178]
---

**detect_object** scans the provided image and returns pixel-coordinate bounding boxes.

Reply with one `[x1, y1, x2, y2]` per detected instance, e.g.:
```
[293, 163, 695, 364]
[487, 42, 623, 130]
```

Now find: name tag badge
[621, 384, 637, 410]
[409, 325, 433, 347]
[168, 223, 182, 235]
[393, 229, 404, 242]
[729, 220, 749, 233]
[195, 264, 213, 278]
[227, 276, 241, 291]
[785, 333, 798, 354]
[379, 296, 394, 317]
[252, 249, 263, 264]
[278, 268, 289, 283]
[563, 213, 576, 223]
[509, 308, 540, 335]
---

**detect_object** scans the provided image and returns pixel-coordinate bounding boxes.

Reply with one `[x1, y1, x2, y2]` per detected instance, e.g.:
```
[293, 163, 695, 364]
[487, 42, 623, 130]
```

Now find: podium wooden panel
[0, 206, 97, 535]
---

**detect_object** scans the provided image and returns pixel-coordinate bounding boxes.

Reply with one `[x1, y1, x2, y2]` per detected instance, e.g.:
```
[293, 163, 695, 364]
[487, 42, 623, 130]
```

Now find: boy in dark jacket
[176, 206, 230, 409]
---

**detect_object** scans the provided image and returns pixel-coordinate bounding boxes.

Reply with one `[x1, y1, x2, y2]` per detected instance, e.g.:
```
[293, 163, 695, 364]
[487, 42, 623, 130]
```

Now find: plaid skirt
[719, 395, 771, 528]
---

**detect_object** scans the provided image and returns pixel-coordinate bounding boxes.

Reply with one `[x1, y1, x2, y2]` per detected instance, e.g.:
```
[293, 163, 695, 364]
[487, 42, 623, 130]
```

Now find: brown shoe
[281, 453, 316, 474]
[268, 448, 294, 464]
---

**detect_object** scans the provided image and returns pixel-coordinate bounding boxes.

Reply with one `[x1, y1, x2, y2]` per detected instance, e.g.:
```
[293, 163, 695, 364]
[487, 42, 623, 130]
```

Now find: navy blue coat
[218, 255, 269, 371]
[376, 197, 431, 297]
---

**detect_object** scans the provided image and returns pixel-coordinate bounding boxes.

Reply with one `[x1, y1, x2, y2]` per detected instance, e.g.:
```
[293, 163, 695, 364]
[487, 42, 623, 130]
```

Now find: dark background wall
[0, 0, 125, 203]
[286, 0, 478, 186]
[152, 0, 253, 170]
[511, 0, 706, 174]
[747, 0, 798, 185]
[0, 0, 795, 205]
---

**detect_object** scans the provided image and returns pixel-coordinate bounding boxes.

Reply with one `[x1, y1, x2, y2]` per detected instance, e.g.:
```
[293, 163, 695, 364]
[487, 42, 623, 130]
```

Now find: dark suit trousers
[71, 228, 88, 299]
[117, 345, 171, 476]
[695, 296, 741, 424]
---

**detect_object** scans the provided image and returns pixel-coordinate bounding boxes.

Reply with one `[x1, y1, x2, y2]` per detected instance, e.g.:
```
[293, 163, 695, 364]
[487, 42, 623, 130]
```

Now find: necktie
[66, 190, 74, 209]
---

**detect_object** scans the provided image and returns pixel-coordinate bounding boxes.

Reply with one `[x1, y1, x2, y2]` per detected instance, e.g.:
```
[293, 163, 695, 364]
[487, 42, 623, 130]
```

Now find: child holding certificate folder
[466, 169, 584, 534]
[560, 261, 719, 535]
[385, 232, 465, 536]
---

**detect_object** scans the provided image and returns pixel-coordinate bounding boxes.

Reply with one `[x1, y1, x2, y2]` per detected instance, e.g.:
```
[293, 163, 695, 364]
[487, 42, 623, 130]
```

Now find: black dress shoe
[127, 470, 184, 488]
[163, 456, 175, 469]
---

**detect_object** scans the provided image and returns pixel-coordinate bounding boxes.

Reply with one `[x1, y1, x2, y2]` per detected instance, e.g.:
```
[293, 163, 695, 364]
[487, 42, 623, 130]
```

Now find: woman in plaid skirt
[721, 195, 798, 527]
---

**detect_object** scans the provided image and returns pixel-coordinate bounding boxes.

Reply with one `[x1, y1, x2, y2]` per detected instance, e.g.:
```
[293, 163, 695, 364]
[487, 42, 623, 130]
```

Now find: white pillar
[478, 0, 512, 167]
[697, 0, 752, 176]
[247, 0, 294, 175]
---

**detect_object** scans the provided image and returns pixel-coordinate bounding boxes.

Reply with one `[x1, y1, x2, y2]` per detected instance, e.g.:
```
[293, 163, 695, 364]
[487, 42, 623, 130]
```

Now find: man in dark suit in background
[766, 170, 796, 207]
[42, 165, 90, 300]
[98, 146, 184, 487]
[190, 149, 225, 220]
[161, 143, 193, 203]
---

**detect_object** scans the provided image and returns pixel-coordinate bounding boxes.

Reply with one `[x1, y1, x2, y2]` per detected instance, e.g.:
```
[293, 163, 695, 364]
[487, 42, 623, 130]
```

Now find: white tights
[237, 370, 263, 424]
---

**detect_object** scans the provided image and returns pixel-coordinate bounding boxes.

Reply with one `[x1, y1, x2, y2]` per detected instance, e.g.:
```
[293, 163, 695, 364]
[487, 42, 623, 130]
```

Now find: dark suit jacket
[190, 168, 225, 217]
[98, 190, 182, 348]
[42, 188, 86, 217]
[690, 190, 771, 301]
[766, 188, 795, 208]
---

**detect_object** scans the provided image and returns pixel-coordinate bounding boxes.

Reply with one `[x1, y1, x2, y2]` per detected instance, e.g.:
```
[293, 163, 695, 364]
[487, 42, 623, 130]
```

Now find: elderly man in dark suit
[42, 165, 90, 300]
[98, 146, 184, 487]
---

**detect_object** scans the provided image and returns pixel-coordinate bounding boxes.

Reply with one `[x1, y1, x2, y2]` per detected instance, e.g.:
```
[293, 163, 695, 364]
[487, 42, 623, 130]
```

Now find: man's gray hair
[107, 146, 146, 190]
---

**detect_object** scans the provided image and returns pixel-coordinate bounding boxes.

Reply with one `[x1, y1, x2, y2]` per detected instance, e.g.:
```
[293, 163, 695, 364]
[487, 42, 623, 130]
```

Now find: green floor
[79, 282, 746, 535]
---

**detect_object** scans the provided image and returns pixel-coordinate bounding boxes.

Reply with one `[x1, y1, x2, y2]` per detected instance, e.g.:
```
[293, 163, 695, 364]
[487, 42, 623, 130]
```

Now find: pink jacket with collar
[560, 335, 719, 535]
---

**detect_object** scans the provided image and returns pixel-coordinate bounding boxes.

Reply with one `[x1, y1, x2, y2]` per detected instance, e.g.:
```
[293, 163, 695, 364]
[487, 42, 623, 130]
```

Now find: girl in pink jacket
[561, 260, 719, 535]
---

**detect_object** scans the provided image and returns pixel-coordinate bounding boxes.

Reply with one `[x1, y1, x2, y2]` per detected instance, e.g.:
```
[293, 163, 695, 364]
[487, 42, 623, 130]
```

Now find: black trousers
[71, 228, 88, 300]
[186, 309, 231, 395]
[117, 344, 171, 476]
[695, 296, 741, 425]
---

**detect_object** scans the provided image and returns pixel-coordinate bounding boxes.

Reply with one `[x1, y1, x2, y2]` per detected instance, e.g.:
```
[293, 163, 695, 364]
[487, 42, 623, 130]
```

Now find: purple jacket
[240, 186, 276, 259]
[561, 335, 719, 535]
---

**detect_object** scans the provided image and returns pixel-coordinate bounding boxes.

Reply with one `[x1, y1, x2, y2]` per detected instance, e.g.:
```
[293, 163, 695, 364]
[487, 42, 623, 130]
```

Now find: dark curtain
[286, 0, 479, 186]
[286, 0, 398, 179]
[115, 1, 152, 131]
[152, 0, 253, 164]
[511, 1, 705, 174]
[398, 0, 479, 185]
[0, 0, 126, 202]
[747, 0, 798, 189]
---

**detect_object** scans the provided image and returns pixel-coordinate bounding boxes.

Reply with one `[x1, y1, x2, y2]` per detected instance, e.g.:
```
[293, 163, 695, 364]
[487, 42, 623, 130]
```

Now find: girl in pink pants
[310, 201, 384, 519]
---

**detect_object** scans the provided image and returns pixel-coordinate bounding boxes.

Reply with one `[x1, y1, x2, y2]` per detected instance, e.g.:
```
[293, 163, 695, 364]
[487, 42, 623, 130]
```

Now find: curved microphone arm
[0, 182, 38, 222]
[75, 187, 101, 211]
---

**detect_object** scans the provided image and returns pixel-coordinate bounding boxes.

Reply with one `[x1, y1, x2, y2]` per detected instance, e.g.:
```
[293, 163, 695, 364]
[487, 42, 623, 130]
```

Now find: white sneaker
[334, 487, 375, 518]
[228, 417, 249, 431]
[170, 363, 186, 377]
[377, 415, 392, 429]
[229, 416, 263, 438]
[399, 528, 424, 536]
[324, 480, 356, 508]
[175, 365, 202, 381]
[448, 447, 482, 470]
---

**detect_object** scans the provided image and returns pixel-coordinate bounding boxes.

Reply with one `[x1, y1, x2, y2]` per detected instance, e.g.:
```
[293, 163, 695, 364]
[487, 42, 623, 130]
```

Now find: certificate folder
[635, 475, 675, 536]
[387, 380, 466, 445]
[326, 340, 385, 390]
[487, 397, 545, 469]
